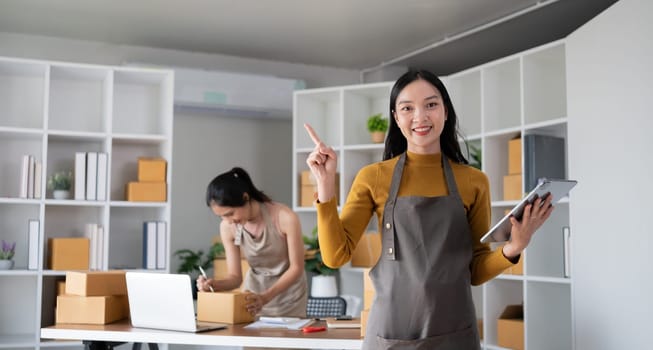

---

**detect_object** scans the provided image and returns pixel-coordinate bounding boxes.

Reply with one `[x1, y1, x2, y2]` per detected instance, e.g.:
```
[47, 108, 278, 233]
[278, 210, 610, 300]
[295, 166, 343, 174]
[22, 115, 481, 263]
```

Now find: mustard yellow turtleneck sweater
[315, 151, 516, 286]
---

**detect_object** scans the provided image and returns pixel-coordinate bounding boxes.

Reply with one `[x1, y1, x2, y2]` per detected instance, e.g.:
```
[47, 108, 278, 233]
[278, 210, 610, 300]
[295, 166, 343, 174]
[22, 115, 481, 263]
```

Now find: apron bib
[362, 153, 480, 350]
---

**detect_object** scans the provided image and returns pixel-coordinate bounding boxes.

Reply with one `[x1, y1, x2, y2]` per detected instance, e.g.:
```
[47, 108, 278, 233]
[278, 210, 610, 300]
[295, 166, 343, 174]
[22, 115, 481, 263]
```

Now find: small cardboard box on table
[197, 291, 255, 324]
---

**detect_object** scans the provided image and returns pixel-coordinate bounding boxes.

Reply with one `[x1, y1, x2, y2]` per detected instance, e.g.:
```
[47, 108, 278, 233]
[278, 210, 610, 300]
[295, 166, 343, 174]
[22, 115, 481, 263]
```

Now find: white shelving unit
[293, 40, 571, 349]
[0, 56, 173, 350]
[448, 40, 570, 350]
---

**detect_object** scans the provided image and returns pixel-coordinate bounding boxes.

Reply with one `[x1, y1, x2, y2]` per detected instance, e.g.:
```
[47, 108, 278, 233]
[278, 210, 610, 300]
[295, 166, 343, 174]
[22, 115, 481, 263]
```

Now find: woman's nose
[413, 107, 429, 121]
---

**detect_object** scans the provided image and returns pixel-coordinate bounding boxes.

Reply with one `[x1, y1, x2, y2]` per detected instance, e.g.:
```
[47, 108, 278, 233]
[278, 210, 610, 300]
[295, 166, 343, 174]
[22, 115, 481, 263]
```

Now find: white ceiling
[0, 0, 617, 74]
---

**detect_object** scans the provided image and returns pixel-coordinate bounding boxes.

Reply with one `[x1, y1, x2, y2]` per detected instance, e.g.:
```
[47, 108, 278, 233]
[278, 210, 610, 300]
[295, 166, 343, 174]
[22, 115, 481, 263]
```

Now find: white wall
[567, 0, 653, 349]
[0, 32, 360, 275]
[171, 110, 294, 273]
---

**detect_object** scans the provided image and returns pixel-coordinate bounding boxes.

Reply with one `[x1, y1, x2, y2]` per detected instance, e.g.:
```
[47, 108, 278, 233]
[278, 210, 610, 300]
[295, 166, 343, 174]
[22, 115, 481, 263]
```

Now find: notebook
[480, 178, 578, 243]
[126, 272, 228, 332]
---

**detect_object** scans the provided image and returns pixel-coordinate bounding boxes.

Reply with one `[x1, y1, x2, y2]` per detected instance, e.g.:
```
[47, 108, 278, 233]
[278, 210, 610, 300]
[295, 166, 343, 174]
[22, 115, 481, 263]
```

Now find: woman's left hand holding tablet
[504, 194, 554, 258]
[304, 123, 338, 203]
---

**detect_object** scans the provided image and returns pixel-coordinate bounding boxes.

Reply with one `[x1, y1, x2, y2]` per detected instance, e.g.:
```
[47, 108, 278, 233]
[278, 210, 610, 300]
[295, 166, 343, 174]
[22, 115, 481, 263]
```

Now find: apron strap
[442, 154, 458, 196]
[382, 153, 406, 260]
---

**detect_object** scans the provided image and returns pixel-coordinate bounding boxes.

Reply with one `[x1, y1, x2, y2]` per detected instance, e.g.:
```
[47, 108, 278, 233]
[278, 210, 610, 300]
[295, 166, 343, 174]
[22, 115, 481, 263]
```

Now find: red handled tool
[302, 326, 327, 333]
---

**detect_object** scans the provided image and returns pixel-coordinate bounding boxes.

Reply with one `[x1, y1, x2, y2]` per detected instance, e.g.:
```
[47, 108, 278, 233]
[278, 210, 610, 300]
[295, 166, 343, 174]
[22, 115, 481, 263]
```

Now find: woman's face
[210, 202, 249, 225]
[393, 79, 447, 154]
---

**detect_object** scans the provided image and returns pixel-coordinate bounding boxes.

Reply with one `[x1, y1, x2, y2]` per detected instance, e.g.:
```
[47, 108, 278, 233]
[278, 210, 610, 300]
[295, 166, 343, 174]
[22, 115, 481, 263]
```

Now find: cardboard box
[126, 181, 167, 202]
[508, 137, 522, 175]
[363, 290, 375, 310]
[360, 309, 369, 338]
[48, 238, 90, 270]
[213, 258, 250, 290]
[362, 268, 375, 310]
[138, 157, 167, 182]
[477, 318, 483, 339]
[299, 171, 339, 207]
[351, 232, 382, 267]
[56, 280, 66, 296]
[497, 304, 524, 350]
[503, 174, 522, 201]
[65, 270, 127, 296]
[197, 291, 254, 324]
[363, 268, 374, 292]
[56, 295, 129, 325]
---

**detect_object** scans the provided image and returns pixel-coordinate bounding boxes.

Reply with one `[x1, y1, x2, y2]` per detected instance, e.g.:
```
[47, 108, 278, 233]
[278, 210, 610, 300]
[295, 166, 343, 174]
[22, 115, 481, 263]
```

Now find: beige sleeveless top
[235, 201, 308, 317]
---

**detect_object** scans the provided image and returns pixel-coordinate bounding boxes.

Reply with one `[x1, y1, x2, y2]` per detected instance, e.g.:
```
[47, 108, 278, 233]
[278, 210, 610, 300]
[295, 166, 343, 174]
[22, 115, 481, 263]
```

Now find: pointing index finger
[304, 123, 323, 146]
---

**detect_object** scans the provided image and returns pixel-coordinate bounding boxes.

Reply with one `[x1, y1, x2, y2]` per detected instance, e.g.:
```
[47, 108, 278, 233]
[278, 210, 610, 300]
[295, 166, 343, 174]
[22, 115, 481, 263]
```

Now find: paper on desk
[244, 318, 314, 330]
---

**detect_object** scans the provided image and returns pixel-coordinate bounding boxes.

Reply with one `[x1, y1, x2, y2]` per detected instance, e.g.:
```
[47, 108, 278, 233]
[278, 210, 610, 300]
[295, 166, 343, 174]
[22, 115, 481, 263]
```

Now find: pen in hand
[198, 266, 214, 292]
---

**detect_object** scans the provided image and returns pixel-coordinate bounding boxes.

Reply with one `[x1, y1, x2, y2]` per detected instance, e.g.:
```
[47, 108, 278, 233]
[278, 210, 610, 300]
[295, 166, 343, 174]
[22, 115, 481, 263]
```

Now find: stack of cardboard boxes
[126, 157, 167, 202]
[503, 137, 523, 201]
[299, 170, 339, 207]
[55, 271, 129, 325]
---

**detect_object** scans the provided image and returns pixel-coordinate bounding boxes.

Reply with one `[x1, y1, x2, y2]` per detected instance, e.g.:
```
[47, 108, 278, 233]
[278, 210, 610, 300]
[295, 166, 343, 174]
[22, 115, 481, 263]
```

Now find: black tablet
[480, 178, 578, 243]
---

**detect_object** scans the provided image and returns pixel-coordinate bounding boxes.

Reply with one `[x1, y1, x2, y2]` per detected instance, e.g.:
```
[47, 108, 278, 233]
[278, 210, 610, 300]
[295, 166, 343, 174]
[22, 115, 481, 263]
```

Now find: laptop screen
[126, 272, 218, 332]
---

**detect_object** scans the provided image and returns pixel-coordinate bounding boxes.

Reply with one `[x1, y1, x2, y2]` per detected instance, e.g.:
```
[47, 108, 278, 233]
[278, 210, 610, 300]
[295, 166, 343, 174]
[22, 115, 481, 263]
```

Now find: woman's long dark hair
[383, 69, 468, 164]
[205, 167, 271, 207]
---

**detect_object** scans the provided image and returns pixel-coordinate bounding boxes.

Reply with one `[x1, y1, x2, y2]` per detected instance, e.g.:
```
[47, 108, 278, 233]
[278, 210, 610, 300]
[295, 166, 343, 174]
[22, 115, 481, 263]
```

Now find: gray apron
[362, 153, 481, 350]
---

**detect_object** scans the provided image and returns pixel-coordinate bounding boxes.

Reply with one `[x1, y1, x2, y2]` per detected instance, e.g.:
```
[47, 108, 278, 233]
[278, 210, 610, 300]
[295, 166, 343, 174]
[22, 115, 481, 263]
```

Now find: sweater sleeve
[467, 170, 519, 285]
[316, 165, 378, 268]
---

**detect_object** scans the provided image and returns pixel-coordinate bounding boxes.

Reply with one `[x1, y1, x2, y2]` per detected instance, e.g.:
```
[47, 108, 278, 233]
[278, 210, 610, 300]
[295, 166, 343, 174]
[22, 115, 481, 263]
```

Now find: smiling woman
[304, 69, 555, 349]
[198, 166, 308, 318]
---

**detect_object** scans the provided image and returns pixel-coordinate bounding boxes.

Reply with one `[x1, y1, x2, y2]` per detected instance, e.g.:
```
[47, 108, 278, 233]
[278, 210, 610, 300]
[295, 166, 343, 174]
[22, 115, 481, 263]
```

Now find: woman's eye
[426, 102, 438, 109]
[400, 106, 412, 112]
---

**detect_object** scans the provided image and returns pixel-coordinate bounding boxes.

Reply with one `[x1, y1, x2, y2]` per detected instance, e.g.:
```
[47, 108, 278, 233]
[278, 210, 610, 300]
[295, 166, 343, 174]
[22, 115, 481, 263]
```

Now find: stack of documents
[244, 317, 314, 330]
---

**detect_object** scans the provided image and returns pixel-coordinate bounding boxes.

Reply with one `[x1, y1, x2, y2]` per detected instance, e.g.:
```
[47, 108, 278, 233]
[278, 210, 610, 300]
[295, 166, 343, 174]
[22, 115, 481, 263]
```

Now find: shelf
[447, 70, 481, 136]
[0, 270, 39, 277]
[0, 56, 173, 349]
[110, 201, 168, 208]
[44, 200, 105, 207]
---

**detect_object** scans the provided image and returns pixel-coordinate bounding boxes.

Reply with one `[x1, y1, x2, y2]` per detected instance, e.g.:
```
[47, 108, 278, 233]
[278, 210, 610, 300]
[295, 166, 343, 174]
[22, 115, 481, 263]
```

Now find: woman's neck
[247, 200, 263, 224]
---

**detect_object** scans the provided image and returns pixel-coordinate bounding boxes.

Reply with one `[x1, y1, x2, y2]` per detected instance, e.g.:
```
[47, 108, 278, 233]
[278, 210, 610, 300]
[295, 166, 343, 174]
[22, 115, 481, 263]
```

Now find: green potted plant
[48, 171, 72, 200]
[0, 240, 16, 270]
[174, 241, 225, 298]
[468, 143, 482, 170]
[303, 227, 338, 297]
[367, 113, 389, 143]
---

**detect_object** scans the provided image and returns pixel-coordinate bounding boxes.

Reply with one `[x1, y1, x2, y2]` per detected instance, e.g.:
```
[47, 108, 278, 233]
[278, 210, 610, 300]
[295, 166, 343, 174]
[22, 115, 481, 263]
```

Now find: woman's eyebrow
[397, 94, 440, 105]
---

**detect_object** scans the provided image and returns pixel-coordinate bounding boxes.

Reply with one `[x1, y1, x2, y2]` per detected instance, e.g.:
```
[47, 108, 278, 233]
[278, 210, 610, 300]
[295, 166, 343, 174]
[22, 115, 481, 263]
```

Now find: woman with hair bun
[197, 167, 307, 317]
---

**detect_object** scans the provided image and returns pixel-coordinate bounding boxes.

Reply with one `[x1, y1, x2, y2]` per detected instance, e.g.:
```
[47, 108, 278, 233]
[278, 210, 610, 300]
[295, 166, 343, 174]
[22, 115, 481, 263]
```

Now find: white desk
[41, 320, 363, 349]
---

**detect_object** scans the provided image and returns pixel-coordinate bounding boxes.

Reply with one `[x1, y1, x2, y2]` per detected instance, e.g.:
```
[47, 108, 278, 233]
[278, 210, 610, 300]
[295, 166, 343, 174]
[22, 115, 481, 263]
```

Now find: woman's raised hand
[304, 123, 338, 203]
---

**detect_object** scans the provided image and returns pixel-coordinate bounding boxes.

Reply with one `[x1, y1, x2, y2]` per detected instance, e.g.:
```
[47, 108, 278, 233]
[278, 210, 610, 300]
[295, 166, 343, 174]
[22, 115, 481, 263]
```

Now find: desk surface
[41, 320, 363, 349]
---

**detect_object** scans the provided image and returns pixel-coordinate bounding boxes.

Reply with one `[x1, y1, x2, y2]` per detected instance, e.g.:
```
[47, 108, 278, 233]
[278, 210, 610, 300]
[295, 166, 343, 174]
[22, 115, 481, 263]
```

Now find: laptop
[126, 272, 228, 332]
